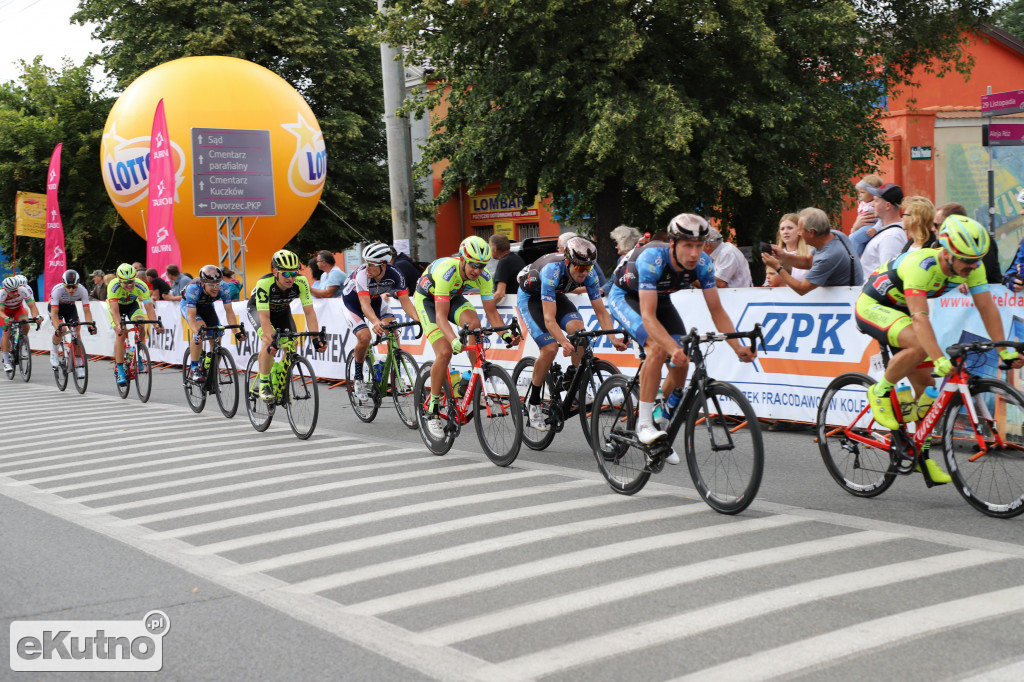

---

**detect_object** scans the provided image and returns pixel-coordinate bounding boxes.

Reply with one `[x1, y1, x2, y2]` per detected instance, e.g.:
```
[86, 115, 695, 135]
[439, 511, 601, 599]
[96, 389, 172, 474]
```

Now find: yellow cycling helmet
[459, 236, 491, 263]
[938, 215, 990, 260]
[115, 263, 137, 280]
[271, 249, 301, 270]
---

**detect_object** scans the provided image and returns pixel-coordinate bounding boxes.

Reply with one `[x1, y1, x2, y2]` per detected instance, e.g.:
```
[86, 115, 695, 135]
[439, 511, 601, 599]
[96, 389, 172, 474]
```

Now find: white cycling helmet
[362, 242, 393, 264]
[2, 276, 19, 291]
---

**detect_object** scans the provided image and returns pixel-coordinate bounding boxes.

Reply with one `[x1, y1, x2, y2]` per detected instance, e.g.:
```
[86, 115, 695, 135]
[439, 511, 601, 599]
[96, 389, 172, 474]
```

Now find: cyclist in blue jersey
[517, 236, 627, 430]
[182, 265, 243, 381]
[607, 213, 756, 460]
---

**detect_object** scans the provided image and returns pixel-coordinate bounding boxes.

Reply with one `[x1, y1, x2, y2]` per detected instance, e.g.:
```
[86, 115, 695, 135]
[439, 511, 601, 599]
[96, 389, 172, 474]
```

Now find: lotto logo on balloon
[101, 125, 186, 207]
[282, 113, 327, 197]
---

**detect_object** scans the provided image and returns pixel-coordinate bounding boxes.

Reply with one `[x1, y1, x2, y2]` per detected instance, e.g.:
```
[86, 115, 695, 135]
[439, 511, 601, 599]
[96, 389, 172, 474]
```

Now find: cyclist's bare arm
[397, 293, 419, 323]
[703, 287, 755, 362]
[906, 294, 944, 362]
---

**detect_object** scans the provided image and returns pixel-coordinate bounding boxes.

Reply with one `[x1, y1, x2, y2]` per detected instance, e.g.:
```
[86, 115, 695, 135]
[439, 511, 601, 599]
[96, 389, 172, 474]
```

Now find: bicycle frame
[365, 320, 421, 394]
[435, 320, 521, 426]
[548, 328, 624, 420]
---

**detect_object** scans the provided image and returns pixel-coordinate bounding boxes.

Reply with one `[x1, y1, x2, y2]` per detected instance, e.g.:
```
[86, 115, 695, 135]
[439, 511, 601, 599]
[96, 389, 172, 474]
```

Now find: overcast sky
[0, 0, 104, 85]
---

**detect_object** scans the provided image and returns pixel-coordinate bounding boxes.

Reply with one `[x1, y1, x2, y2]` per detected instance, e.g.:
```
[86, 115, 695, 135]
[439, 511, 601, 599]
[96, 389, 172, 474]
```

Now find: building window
[517, 223, 539, 240]
[474, 225, 493, 240]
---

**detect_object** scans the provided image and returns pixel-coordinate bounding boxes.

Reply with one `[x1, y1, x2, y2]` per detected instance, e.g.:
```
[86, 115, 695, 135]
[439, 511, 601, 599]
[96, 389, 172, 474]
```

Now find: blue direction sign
[191, 128, 276, 217]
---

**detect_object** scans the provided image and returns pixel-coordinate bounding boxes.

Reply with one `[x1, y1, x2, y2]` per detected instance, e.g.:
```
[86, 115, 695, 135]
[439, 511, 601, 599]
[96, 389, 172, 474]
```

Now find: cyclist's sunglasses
[465, 260, 487, 270]
[569, 262, 594, 273]
[119, 278, 135, 286]
[952, 254, 982, 266]
[279, 270, 299, 278]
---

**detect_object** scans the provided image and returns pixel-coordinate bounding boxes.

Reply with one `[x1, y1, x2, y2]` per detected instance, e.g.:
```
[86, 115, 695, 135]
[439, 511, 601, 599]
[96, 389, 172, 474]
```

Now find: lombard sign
[469, 193, 540, 223]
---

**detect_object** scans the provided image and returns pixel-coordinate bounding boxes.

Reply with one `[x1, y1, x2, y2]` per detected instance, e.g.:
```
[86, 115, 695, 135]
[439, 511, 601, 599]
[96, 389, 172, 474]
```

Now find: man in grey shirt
[761, 207, 864, 294]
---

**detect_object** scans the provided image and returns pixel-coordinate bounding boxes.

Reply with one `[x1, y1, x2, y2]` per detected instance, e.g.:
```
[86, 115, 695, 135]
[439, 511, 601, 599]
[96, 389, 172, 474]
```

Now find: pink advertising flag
[44, 143, 66, 294]
[146, 99, 181, 273]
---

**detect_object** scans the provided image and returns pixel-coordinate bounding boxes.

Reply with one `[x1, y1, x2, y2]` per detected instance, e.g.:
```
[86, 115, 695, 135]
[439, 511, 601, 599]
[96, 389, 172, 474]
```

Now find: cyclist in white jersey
[48, 269, 95, 367]
[1, 276, 41, 372]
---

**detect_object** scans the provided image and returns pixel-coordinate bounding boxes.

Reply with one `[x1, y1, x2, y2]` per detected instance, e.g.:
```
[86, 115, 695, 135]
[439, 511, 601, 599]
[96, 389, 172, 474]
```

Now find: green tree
[0, 58, 132, 282]
[73, 0, 391, 256]
[378, 0, 992, 265]
[992, 0, 1024, 40]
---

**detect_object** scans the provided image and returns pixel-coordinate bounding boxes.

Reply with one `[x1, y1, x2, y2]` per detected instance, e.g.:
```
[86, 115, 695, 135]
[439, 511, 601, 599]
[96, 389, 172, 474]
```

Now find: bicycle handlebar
[566, 327, 627, 350]
[947, 339, 1024, 371]
[119, 316, 163, 328]
[268, 327, 327, 354]
[3, 316, 45, 331]
[682, 323, 765, 352]
[373, 319, 422, 345]
[57, 321, 96, 333]
[458, 318, 522, 348]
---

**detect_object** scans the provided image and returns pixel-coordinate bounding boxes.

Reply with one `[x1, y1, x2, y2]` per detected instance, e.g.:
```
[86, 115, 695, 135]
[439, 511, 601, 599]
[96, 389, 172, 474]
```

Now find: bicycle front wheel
[577, 358, 620, 449]
[589, 374, 650, 495]
[135, 343, 152, 402]
[940, 378, 1024, 518]
[214, 348, 239, 418]
[54, 345, 69, 391]
[285, 355, 319, 440]
[17, 337, 31, 382]
[511, 356, 557, 451]
[390, 349, 419, 429]
[115, 357, 130, 399]
[473, 364, 523, 467]
[244, 353, 274, 431]
[71, 338, 88, 394]
[182, 349, 207, 413]
[684, 381, 763, 514]
[816, 372, 896, 497]
[345, 350, 379, 423]
[413, 361, 456, 456]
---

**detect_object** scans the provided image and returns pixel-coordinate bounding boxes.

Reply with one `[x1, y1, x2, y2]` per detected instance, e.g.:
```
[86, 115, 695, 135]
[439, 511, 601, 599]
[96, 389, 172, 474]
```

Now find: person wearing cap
[762, 207, 864, 295]
[89, 270, 107, 301]
[860, 182, 908, 276]
[702, 227, 753, 288]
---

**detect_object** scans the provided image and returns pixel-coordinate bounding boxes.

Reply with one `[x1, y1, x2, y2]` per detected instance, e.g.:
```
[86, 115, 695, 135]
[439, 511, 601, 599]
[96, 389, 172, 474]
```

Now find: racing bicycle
[54, 321, 96, 393]
[590, 325, 765, 514]
[3, 315, 41, 382]
[345, 319, 421, 428]
[181, 323, 245, 418]
[816, 339, 1024, 518]
[245, 328, 326, 440]
[114, 316, 162, 402]
[413, 319, 523, 466]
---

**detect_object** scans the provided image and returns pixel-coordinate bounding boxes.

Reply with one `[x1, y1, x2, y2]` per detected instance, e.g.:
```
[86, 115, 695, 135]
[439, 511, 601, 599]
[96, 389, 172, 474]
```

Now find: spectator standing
[605, 225, 643, 295]
[307, 257, 323, 290]
[761, 207, 864, 295]
[899, 196, 936, 253]
[145, 268, 171, 300]
[489, 233, 526, 304]
[703, 227, 753, 288]
[849, 174, 883, 256]
[764, 213, 811, 287]
[90, 270, 107, 300]
[390, 245, 423, 292]
[1004, 191, 1024, 292]
[311, 250, 346, 298]
[164, 264, 192, 302]
[860, 183, 908, 276]
[131, 261, 144, 274]
[221, 268, 243, 300]
[103, 273, 116, 292]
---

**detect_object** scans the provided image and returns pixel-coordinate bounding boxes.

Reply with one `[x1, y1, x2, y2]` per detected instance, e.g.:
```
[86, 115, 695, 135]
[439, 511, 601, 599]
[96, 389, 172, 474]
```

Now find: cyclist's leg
[453, 295, 482, 366]
[52, 304, 77, 364]
[555, 294, 585, 369]
[854, 296, 922, 428]
[519, 290, 558, 392]
[415, 293, 450, 404]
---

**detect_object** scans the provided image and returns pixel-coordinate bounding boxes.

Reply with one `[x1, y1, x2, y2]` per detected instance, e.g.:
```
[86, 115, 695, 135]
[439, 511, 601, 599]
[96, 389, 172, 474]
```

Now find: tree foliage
[377, 0, 994, 262]
[73, 0, 390, 257]
[992, 0, 1024, 40]
[0, 58, 130, 280]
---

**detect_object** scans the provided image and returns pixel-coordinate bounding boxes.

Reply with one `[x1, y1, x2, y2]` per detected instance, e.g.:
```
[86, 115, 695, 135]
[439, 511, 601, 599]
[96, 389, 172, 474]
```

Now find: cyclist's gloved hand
[88, 326, 97, 335]
[999, 348, 1019, 362]
[502, 332, 515, 347]
[933, 356, 953, 377]
[451, 338, 463, 355]
[235, 331, 246, 342]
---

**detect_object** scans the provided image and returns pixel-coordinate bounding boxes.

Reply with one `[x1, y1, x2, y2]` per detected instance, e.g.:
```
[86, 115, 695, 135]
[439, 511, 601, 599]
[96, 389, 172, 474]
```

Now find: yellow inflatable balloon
[100, 56, 326, 287]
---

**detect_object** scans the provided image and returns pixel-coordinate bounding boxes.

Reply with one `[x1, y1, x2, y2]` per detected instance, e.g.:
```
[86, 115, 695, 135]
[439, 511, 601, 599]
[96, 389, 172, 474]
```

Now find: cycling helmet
[362, 242, 393, 264]
[62, 269, 80, 286]
[564, 236, 597, 265]
[666, 213, 710, 242]
[2, 276, 18, 291]
[271, 249, 301, 271]
[199, 264, 223, 283]
[115, 263, 137, 280]
[15, 274, 27, 286]
[938, 215, 990, 260]
[459, 235, 491, 263]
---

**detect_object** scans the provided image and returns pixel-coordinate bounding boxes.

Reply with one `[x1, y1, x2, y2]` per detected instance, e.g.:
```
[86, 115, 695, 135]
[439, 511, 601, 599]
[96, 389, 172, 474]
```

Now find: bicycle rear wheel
[816, 372, 897, 497]
[511, 356, 557, 451]
[244, 353, 274, 431]
[71, 338, 88, 394]
[940, 378, 1024, 518]
[182, 349, 207, 413]
[17, 337, 31, 382]
[54, 345, 69, 391]
[285, 355, 319, 440]
[390, 349, 419, 429]
[589, 374, 650, 495]
[214, 348, 239, 418]
[474, 364, 523, 467]
[684, 381, 763, 514]
[413, 361, 456, 456]
[576, 358, 620, 449]
[345, 350, 379, 423]
[135, 343, 152, 402]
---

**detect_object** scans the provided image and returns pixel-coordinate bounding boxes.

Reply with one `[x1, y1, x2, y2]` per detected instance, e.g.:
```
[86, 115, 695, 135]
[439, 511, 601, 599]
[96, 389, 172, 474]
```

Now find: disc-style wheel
[940, 378, 1024, 519]
[684, 381, 764, 514]
[390, 349, 419, 429]
[244, 353, 274, 431]
[816, 372, 897, 497]
[285, 355, 319, 440]
[71, 339, 88, 394]
[54, 346, 69, 391]
[182, 349, 207, 413]
[576, 359, 620, 449]
[135, 343, 152, 403]
[17, 337, 31, 382]
[589, 374, 650, 494]
[346, 350, 379, 423]
[473, 364, 523, 467]
[214, 348, 239, 418]
[511, 356, 557, 451]
[414, 361, 456, 456]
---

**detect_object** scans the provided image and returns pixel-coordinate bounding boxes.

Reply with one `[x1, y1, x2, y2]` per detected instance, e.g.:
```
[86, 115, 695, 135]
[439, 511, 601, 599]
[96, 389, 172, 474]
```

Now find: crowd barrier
[25, 285, 1024, 422]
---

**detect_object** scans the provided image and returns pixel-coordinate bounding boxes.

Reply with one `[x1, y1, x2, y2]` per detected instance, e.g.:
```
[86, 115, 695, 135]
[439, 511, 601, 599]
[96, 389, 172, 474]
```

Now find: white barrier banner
[27, 286, 1024, 422]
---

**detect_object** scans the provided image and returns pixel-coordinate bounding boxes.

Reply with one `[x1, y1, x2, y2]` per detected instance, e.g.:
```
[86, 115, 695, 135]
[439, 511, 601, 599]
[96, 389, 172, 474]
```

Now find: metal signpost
[981, 89, 1024, 233]
[191, 128, 276, 291]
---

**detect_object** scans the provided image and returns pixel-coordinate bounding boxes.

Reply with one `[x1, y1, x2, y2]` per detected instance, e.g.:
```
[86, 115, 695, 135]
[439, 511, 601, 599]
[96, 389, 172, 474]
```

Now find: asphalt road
[4, 355, 1024, 681]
